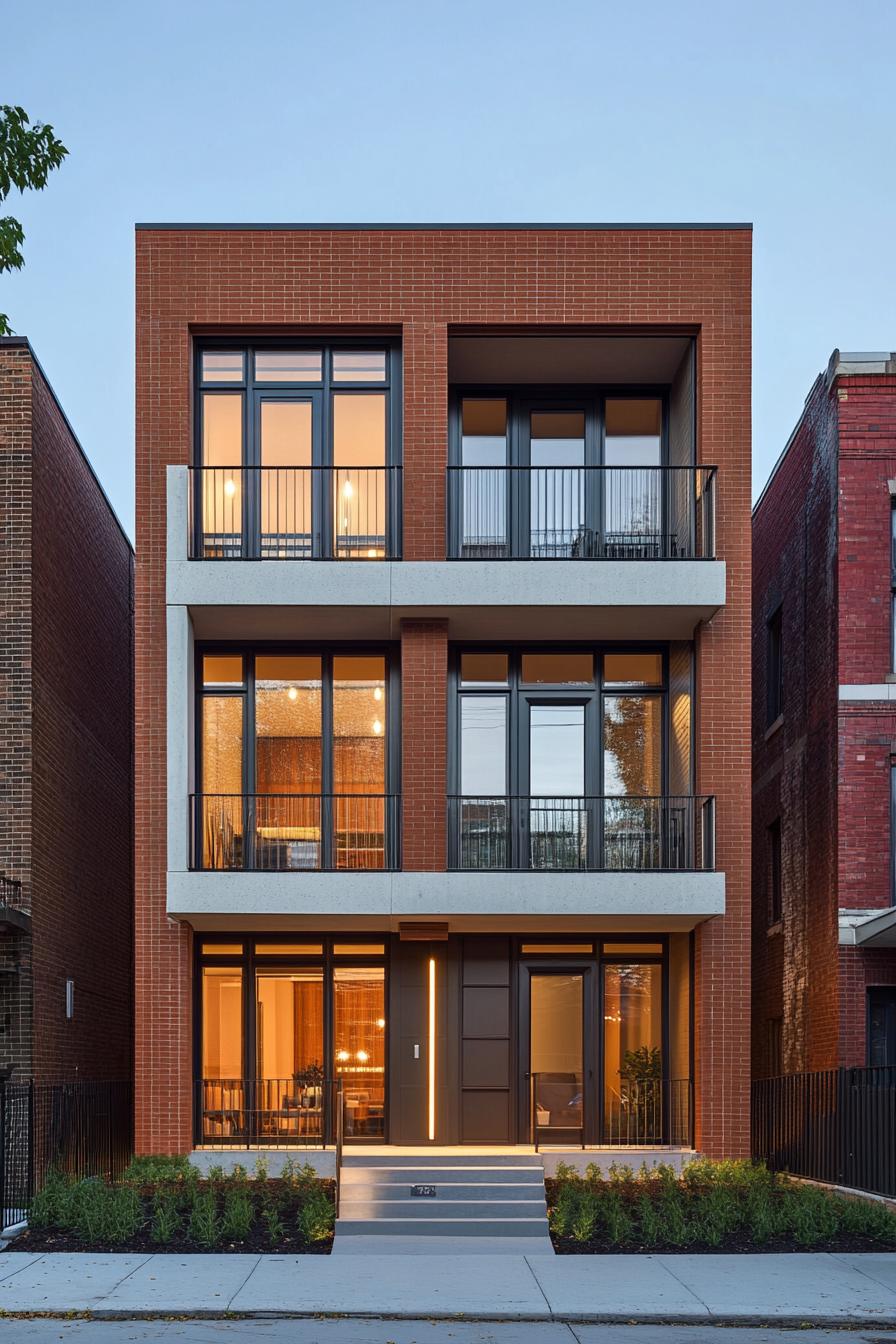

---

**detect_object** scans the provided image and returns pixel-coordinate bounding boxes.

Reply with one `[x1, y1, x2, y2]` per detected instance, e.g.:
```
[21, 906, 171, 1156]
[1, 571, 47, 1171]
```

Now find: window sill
[764, 714, 784, 742]
[767, 920, 783, 938]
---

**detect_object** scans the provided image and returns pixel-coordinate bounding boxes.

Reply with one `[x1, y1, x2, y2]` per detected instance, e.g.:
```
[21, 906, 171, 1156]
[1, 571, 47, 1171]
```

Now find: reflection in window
[201, 697, 243, 869]
[255, 351, 322, 382]
[253, 656, 322, 870]
[530, 412, 586, 558]
[460, 652, 509, 686]
[334, 967, 386, 1137]
[529, 704, 586, 870]
[333, 394, 387, 557]
[202, 967, 243, 1079]
[603, 696, 662, 795]
[603, 653, 662, 687]
[332, 351, 387, 382]
[201, 394, 243, 556]
[531, 973, 583, 1139]
[603, 961, 663, 1142]
[201, 352, 244, 383]
[603, 399, 663, 554]
[521, 652, 593, 685]
[334, 656, 387, 869]
[461, 399, 508, 557]
[460, 695, 508, 869]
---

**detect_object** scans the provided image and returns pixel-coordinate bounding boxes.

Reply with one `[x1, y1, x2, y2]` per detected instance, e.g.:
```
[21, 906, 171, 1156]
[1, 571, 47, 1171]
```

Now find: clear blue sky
[3, 0, 894, 541]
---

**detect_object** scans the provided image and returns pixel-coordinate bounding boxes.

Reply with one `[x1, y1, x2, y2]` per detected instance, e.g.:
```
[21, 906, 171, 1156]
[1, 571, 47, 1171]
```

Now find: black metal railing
[0, 874, 27, 913]
[0, 1080, 133, 1224]
[448, 795, 714, 871]
[447, 465, 716, 559]
[190, 466, 402, 559]
[196, 1077, 343, 1149]
[752, 1066, 896, 1198]
[190, 793, 400, 871]
[530, 1074, 691, 1150]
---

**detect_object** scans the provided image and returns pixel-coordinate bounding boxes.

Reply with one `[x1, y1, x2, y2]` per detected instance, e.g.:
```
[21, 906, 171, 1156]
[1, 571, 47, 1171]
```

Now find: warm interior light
[287, 686, 298, 701]
[224, 478, 237, 498]
[342, 480, 354, 498]
[356, 1049, 369, 1063]
[375, 1017, 385, 1029]
[367, 549, 377, 558]
[373, 686, 383, 702]
[372, 719, 382, 735]
[428, 956, 436, 1142]
[336, 1048, 350, 1062]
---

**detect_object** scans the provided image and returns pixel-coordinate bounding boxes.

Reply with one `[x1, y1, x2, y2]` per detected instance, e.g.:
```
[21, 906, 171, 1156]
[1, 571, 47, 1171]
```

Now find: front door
[521, 968, 591, 1146]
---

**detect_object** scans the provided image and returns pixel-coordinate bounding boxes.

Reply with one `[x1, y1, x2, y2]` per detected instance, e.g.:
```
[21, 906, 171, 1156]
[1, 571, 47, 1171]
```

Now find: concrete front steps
[334, 1152, 553, 1249]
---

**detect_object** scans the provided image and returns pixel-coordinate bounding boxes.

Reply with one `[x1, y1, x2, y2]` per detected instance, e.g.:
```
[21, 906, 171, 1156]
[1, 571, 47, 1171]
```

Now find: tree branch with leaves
[0, 105, 68, 336]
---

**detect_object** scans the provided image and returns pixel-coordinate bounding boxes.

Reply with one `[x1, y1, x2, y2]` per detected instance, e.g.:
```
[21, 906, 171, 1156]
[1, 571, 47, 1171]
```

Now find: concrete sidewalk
[0, 1250, 895, 1323]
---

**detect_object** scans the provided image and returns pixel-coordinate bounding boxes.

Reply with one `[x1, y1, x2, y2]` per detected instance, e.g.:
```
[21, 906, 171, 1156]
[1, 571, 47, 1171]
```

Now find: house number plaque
[411, 1184, 437, 1197]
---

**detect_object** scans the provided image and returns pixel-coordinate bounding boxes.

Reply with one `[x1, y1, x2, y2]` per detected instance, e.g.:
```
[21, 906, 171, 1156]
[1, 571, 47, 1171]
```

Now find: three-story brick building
[135, 224, 751, 1158]
[752, 350, 896, 1078]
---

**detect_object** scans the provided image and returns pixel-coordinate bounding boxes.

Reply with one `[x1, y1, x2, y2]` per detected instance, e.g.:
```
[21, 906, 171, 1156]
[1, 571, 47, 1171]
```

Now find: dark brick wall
[752, 365, 896, 1075]
[0, 340, 134, 1081]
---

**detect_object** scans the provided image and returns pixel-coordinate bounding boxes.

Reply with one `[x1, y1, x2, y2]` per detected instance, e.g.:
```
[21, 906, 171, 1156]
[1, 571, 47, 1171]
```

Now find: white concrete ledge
[168, 869, 725, 929]
[167, 467, 725, 640]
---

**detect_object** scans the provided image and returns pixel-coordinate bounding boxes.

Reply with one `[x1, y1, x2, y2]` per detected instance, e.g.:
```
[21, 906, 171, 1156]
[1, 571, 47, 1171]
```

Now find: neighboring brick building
[752, 350, 896, 1078]
[0, 337, 134, 1082]
[136, 224, 752, 1160]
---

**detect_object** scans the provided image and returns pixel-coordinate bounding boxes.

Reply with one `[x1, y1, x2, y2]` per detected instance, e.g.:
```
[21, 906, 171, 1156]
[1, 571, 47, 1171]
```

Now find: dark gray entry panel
[460, 936, 513, 1142]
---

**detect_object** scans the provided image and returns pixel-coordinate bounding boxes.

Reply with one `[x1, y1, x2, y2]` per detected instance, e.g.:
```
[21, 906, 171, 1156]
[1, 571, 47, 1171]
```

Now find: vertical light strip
[428, 956, 436, 1142]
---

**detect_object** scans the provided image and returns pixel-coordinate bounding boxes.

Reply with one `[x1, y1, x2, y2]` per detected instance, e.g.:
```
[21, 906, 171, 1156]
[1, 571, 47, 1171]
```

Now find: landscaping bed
[4, 1155, 334, 1255]
[547, 1158, 896, 1254]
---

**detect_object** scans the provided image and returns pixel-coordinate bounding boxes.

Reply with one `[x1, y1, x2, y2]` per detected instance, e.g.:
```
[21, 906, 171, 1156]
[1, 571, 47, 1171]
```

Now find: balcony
[0, 874, 30, 934]
[448, 466, 715, 560]
[448, 796, 715, 872]
[189, 466, 402, 560]
[190, 794, 400, 872]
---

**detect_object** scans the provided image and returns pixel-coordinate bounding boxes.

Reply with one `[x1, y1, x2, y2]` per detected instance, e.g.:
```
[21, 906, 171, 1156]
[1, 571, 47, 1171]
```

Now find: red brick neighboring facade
[752, 352, 896, 1077]
[136, 225, 752, 1156]
[0, 338, 134, 1081]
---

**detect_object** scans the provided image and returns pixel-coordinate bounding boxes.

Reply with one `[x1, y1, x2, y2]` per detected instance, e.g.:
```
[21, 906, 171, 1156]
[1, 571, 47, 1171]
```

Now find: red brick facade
[0, 339, 134, 1081]
[136, 226, 752, 1155]
[752, 355, 896, 1077]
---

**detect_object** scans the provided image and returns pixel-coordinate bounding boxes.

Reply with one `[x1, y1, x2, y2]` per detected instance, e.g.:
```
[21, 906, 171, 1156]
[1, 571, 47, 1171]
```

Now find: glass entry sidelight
[603, 960, 664, 1144]
[529, 973, 585, 1145]
[334, 967, 386, 1138]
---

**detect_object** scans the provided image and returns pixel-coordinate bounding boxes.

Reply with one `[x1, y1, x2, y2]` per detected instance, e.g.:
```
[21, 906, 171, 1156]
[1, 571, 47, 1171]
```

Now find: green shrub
[221, 1188, 254, 1242]
[72, 1181, 112, 1243]
[297, 1188, 334, 1243]
[150, 1191, 181, 1245]
[106, 1186, 143, 1244]
[187, 1190, 221, 1248]
[254, 1156, 269, 1184]
[601, 1190, 634, 1245]
[230, 1163, 249, 1184]
[635, 1192, 662, 1246]
[123, 1154, 195, 1184]
[29, 1170, 71, 1230]
[262, 1204, 285, 1246]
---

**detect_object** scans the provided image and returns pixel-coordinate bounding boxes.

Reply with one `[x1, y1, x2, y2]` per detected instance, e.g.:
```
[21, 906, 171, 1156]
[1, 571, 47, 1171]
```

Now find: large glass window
[334, 967, 386, 1138]
[452, 393, 674, 559]
[196, 650, 393, 871]
[453, 647, 695, 871]
[603, 960, 663, 1143]
[196, 343, 398, 559]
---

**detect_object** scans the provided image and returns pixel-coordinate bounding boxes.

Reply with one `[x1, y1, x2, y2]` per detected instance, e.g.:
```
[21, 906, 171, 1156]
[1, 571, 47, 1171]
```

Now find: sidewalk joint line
[226, 1254, 263, 1310]
[828, 1249, 896, 1302]
[654, 1254, 714, 1317]
[100, 1252, 155, 1303]
[0, 1252, 46, 1286]
[524, 1253, 558, 1317]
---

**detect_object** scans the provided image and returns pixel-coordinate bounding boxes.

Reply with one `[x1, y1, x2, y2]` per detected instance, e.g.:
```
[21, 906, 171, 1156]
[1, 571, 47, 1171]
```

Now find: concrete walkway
[0, 1250, 895, 1323]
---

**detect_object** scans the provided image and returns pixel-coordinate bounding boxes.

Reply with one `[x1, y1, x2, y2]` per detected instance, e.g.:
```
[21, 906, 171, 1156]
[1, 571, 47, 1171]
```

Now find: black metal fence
[448, 795, 715, 872]
[752, 1066, 896, 1198]
[196, 1078, 360, 1149]
[447, 465, 716, 560]
[0, 1080, 133, 1225]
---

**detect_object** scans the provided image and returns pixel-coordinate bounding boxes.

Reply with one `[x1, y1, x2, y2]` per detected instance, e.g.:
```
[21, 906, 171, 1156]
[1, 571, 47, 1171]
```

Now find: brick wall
[136, 226, 752, 1156]
[752, 365, 896, 1075]
[400, 621, 448, 871]
[0, 345, 34, 1074]
[0, 340, 134, 1081]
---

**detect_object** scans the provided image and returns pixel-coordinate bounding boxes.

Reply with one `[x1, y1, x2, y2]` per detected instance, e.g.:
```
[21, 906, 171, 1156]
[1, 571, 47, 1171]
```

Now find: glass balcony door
[521, 406, 592, 558]
[524, 698, 591, 870]
[252, 392, 322, 558]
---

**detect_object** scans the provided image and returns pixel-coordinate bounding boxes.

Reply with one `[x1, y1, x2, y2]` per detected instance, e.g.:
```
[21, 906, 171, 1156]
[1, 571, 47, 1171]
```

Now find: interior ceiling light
[336, 1049, 349, 1062]
[287, 687, 298, 701]
[373, 686, 383, 702]
[375, 1017, 385, 1029]
[372, 720, 383, 735]
[356, 1049, 369, 1063]
[224, 478, 237, 497]
[342, 480, 353, 498]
